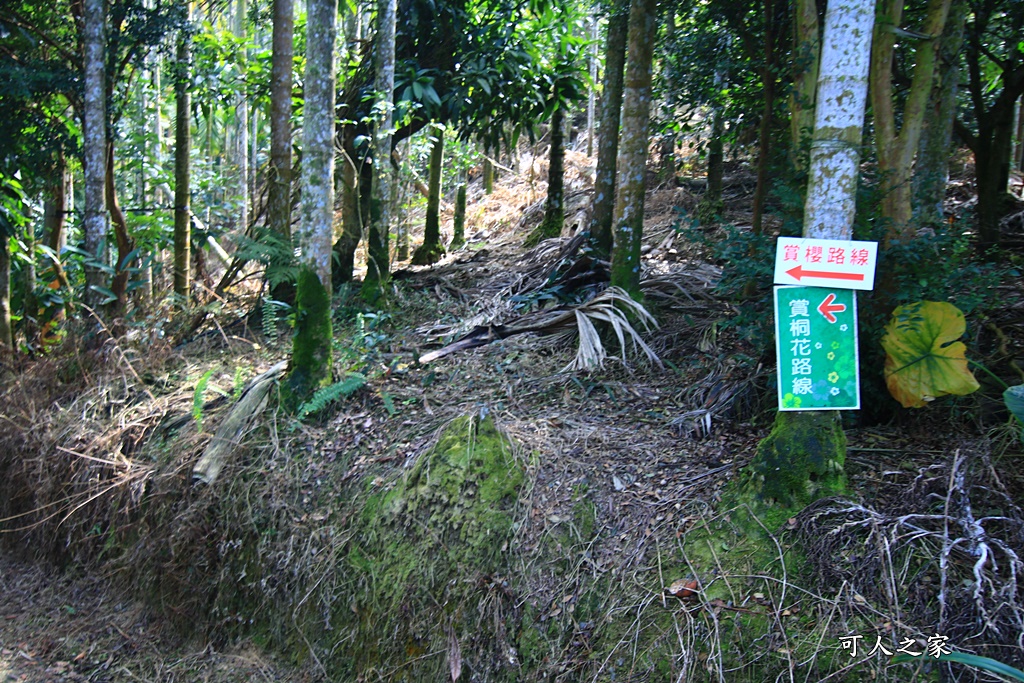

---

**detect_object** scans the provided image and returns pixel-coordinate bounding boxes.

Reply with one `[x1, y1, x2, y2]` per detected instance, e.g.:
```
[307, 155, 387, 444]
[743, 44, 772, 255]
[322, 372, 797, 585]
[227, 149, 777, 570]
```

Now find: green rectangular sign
[775, 285, 860, 411]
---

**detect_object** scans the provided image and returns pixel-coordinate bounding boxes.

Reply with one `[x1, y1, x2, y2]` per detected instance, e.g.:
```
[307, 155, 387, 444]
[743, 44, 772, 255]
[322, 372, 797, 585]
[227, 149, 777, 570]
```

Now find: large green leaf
[881, 301, 980, 408]
[1003, 385, 1024, 424]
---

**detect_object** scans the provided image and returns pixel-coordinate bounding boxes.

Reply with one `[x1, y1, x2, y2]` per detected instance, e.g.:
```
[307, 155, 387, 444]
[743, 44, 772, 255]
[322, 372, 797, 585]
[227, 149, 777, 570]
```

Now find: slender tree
[533, 103, 565, 243]
[913, 0, 966, 228]
[954, 0, 1024, 246]
[871, 0, 952, 242]
[412, 127, 446, 265]
[83, 0, 108, 308]
[589, 0, 630, 259]
[451, 183, 467, 250]
[236, 0, 249, 233]
[363, 0, 397, 299]
[609, 0, 658, 299]
[789, 0, 820, 172]
[269, 0, 295, 301]
[173, 9, 192, 305]
[286, 0, 336, 405]
[749, 0, 874, 507]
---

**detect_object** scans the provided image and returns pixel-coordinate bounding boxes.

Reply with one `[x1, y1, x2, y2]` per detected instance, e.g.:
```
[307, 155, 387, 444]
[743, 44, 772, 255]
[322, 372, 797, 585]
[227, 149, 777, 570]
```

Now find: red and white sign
[773, 237, 878, 291]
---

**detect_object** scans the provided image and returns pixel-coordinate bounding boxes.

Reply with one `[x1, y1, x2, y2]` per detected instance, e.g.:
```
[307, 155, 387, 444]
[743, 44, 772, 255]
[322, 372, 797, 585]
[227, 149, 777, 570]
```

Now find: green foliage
[192, 369, 215, 431]
[892, 651, 1024, 681]
[681, 220, 776, 346]
[297, 373, 367, 418]
[881, 301, 980, 408]
[235, 230, 298, 289]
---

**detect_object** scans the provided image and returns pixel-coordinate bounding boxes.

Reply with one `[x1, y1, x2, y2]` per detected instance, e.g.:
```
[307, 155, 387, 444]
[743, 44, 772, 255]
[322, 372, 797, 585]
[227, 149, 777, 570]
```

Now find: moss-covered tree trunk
[789, 0, 819, 173]
[173, 13, 191, 306]
[268, 0, 294, 302]
[362, 0, 396, 301]
[482, 155, 494, 194]
[411, 128, 446, 265]
[533, 104, 565, 243]
[286, 0, 336, 407]
[609, 0, 657, 300]
[588, 0, 630, 260]
[871, 0, 952, 243]
[451, 183, 466, 250]
[83, 0, 108, 309]
[912, 0, 964, 229]
[748, 0, 875, 508]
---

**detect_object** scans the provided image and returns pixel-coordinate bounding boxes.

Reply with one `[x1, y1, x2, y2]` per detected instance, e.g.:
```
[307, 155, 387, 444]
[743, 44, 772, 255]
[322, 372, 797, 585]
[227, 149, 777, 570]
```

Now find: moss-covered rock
[325, 414, 525, 681]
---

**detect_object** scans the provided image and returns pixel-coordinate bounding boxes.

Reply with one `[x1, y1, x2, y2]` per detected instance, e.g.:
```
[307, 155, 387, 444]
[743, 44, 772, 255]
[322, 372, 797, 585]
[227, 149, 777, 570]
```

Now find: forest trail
[0, 555, 310, 682]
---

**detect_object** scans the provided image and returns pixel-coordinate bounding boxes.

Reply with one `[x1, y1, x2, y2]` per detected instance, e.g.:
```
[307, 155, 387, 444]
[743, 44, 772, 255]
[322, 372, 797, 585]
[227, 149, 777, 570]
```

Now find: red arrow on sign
[786, 265, 865, 282]
[817, 293, 846, 323]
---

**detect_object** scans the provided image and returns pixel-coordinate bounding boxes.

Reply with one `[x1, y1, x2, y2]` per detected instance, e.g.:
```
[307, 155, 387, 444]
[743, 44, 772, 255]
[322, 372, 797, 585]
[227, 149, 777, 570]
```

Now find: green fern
[193, 369, 215, 431]
[262, 297, 278, 340]
[298, 373, 367, 418]
[232, 366, 246, 402]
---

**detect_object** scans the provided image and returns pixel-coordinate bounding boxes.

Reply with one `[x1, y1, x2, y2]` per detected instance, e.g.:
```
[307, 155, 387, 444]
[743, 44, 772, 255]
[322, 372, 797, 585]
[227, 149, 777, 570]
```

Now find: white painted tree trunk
[802, 0, 875, 240]
[83, 0, 108, 305]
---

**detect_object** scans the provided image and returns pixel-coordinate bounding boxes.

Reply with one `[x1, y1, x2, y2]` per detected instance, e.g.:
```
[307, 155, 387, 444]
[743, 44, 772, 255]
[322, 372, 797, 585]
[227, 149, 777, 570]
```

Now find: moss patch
[283, 267, 332, 411]
[324, 414, 525, 680]
[745, 410, 847, 508]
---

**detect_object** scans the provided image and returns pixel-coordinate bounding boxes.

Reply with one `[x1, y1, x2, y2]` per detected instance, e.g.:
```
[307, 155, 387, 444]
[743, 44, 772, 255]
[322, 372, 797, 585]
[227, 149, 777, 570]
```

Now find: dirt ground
[0, 555, 316, 683]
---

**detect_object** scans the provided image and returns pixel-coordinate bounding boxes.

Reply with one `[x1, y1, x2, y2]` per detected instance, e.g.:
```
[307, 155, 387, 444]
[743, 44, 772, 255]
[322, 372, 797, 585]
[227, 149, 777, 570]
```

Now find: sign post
[774, 286, 859, 411]
[773, 237, 876, 412]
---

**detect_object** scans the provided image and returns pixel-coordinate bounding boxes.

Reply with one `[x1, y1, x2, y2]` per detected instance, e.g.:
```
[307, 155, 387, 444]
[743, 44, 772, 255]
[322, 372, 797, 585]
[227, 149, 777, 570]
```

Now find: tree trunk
[958, 8, 1024, 248]
[698, 97, 724, 224]
[751, 0, 782, 234]
[913, 0, 966, 228]
[22, 224, 36, 348]
[750, 0, 875, 509]
[43, 157, 70, 293]
[586, 15, 598, 157]
[451, 183, 467, 250]
[609, 0, 657, 300]
[1015, 96, 1024, 171]
[871, 0, 952, 243]
[482, 156, 494, 194]
[286, 0, 336, 407]
[332, 151, 361, 285]
[173, 13, 192, 305]
[235, 0, 249, 233]
[0, 237, 10, 352]
[269, 0, 294, 302]
[83, 0, 108, 308]
[362, 0, 396, 300]
[534, 104, 565, 243]
[789, 0, 819, 172]
[412, 128, 446, 265]
[105, 143, 136, 316]
[589, 0, 630, 260]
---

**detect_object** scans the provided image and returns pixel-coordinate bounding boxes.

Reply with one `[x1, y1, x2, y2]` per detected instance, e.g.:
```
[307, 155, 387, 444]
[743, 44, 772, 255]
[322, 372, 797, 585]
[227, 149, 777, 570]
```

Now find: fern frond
[298, 373, 368, 417]
[193, 369, 215, 431]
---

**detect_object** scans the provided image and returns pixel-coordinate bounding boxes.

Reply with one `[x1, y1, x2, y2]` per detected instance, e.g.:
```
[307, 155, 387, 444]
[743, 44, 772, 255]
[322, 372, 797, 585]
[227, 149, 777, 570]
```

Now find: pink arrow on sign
[786, 265, 865, 282]
[817, 293, 846, 323]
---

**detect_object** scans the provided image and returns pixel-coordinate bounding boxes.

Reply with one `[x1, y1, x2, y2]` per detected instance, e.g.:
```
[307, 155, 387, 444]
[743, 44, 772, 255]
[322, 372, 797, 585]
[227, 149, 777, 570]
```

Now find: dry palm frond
[565, 287, 661, 372]
[418, 286, 661, 371]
